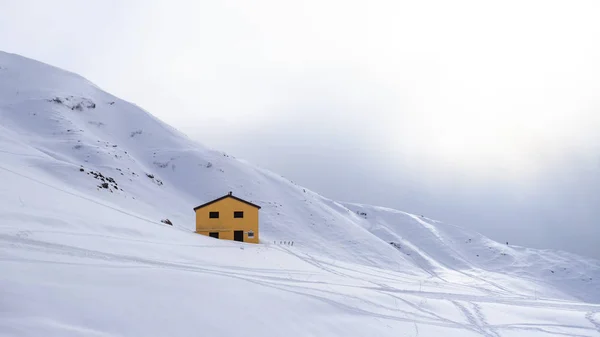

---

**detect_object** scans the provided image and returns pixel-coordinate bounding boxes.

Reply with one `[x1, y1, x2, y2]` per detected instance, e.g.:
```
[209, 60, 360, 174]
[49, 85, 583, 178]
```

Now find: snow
[0, 50, 599, 336]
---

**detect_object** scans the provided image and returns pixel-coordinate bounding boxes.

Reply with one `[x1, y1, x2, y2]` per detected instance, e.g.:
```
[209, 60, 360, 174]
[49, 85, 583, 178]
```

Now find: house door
[209, 232, 219, 239]
[234, 230, 244, 242]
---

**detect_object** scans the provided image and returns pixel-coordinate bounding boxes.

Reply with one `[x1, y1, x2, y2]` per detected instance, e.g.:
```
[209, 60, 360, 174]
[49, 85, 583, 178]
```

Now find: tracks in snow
[2, 233, 600, 336]
[452, 301, 500, 337]
[4, 233, 599, 316]
[0, 233, 474, 331]
[587, 311, 600, 333]
[276, 246, 600, 313]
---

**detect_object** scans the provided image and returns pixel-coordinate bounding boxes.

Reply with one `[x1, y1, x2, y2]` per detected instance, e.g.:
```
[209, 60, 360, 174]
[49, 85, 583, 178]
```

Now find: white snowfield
[1, 51, 599, 337]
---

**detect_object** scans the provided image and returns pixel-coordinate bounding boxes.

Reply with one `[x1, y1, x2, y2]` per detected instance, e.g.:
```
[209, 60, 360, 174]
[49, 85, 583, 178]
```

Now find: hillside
[1, 50, 600, 337]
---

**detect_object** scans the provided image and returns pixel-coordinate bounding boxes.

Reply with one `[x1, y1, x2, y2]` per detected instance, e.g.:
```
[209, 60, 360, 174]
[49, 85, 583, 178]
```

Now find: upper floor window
[234, 211, 244, 218]
[209, 211, 219, 219]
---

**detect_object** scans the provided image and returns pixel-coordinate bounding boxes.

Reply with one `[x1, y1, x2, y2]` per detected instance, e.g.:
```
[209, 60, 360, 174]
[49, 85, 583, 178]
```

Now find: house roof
[193, 192, 261, 211]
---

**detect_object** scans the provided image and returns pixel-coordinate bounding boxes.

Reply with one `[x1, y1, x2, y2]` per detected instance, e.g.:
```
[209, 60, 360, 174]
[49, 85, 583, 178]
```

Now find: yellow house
[193, 192, 260, 244]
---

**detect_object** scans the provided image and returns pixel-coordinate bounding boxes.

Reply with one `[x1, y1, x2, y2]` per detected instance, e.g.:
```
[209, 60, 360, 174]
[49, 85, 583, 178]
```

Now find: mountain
[1, 50, 599, 337]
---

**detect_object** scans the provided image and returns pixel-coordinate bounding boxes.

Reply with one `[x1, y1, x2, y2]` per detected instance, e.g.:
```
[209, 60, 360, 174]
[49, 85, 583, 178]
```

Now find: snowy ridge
[1, 50, 600, 336]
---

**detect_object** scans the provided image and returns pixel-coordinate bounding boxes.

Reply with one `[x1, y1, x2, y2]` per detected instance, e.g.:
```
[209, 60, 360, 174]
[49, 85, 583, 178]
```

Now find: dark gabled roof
[193, 192, 261, 211]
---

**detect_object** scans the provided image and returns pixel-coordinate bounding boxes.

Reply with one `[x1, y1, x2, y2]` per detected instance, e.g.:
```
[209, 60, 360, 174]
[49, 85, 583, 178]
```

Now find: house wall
[195, 197, 259, 244]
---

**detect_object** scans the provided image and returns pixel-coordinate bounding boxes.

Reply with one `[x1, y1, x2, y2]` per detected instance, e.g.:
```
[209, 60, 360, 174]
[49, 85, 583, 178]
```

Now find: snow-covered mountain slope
[344, 203, 600, 303]
[1, 50, 600, 337]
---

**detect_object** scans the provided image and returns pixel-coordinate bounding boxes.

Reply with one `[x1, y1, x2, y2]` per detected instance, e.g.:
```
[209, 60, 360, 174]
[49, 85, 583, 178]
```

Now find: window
[209, 211, 219, 219]
[234, 211, 244, 218]
[247, 230, 254, 238]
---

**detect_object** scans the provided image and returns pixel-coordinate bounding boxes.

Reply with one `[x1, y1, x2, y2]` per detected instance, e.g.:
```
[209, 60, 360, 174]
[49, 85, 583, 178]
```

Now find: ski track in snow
[472, 302, 501, 337]
[587, 311, 600, 333]
[452, 301, 496, 337]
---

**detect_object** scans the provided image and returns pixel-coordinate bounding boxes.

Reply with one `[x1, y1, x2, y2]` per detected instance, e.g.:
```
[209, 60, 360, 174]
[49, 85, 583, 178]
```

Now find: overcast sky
[1, 0, 599, 258]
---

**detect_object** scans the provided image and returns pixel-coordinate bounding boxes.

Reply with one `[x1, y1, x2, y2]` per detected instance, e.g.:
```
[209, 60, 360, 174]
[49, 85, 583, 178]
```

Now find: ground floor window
[247, 230, 254, 238]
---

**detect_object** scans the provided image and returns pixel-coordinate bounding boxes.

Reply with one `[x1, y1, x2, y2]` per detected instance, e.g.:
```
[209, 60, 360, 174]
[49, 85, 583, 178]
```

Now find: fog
[1, 0, 599, 258]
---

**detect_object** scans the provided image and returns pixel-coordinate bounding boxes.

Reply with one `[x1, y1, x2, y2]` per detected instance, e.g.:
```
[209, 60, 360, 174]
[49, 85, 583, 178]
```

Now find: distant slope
[344, 202, 600, 302]
[0, 50, 599, 306]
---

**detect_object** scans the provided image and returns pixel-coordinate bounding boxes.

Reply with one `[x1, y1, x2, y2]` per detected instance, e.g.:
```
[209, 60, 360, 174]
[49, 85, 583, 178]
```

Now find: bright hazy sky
[1, 0, 600, 258]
